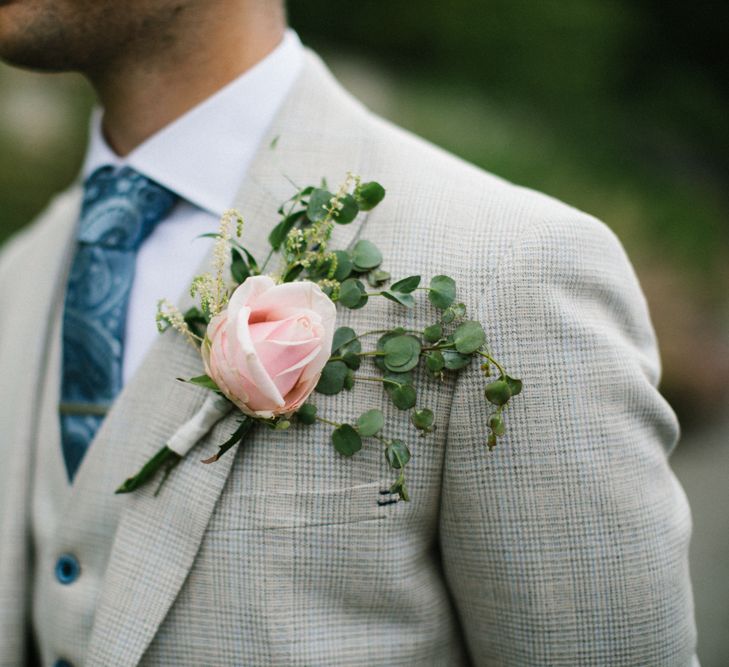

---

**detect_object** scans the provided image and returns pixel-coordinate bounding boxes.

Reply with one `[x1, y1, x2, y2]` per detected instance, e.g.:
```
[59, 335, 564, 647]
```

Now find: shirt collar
[82, 29, 304, 217]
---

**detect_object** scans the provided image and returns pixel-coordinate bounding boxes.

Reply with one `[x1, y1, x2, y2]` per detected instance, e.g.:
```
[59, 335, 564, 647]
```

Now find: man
[0, 1, 698, 665]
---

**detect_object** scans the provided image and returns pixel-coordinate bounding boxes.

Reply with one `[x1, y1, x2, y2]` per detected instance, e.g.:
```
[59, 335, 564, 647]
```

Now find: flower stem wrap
[115, 394, 233, 494]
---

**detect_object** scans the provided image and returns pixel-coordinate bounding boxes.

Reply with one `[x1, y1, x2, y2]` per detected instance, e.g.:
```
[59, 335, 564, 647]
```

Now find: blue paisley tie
[60, 166, 178, 482]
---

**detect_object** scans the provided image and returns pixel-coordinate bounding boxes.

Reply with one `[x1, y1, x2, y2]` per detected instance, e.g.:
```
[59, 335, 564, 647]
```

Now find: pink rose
[202, 276, 336, 418]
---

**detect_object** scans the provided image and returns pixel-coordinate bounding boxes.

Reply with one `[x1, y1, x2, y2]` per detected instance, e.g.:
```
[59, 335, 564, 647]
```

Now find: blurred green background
[1, 0, 727, 662]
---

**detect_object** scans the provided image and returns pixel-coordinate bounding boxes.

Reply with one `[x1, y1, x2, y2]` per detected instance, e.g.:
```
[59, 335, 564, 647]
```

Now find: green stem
[315, 415, 343, 429]
[260, 247, 276, 274]
[115, 446, 181, 494]
[422, 342, 455, 352]
[477, 350, 507, 377]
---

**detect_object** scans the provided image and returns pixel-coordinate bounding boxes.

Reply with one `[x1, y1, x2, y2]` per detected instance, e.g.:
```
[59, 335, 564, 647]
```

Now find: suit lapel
[84, 50, 372, 665]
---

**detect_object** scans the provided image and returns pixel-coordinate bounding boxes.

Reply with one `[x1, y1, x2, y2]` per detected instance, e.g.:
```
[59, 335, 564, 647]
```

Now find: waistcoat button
[54, 554, 80, 585]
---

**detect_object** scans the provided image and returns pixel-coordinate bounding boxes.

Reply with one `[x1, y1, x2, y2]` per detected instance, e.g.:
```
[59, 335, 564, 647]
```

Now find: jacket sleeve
[438, 214, 698, 666]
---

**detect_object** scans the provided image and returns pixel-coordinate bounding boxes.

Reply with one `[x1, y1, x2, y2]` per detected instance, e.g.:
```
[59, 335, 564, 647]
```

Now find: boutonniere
[116, 173, 522, 500]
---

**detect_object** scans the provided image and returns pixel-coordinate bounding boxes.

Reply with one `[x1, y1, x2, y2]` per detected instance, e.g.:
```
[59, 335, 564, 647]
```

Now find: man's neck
[92, 6, 285, 157]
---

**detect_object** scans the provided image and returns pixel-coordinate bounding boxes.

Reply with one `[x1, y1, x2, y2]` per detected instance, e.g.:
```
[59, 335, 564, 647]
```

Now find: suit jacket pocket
[207, 479, 398, 532]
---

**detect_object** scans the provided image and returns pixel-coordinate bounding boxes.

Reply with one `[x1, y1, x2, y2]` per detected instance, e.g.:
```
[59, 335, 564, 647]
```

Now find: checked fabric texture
[59, 166, 177, 481]
[0, 52, 697, 666]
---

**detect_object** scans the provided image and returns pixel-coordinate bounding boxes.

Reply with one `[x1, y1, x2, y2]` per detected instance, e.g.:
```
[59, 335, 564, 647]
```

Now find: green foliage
[356, 409, 385, 436]
[441, 348, 471, 370]
[453, 320, 486, 353]
[428, 275, 456, 309]
[383, 335, 422, 373]
[183, 307, 208, 338]
[411, 408, 435, 431]
[332, 194, 359, 224]
[338, 278, 369, 309]
[332, 424, 362, 456]
[351, 239, 383, 271]
[230, 248, 250, 283]
[332, 250, 353, 281]
[268, 210, 306, 250]
[296, 403, 317, 425]
[390, 275, 421, 293]
[423, 324, 443, 343]
[505, 375, 523, 397]
[332, 326, 359, 354]
[425, 350, 445, 373]
[355, 181, 386, 210]
[374, 329, 406, 371]
[381, 290, 414, 308]
[382, 274, 420, 308]
[306, 188, 333, 222]
[385, 440, 411, 469]
[484, 379, 511, 406]
[489, 414, 506, 436]
[316, 360, 349, 395]
[180, 374, 220, 392]
[367, 269, 391, 286]
[388, 383, 417, 410]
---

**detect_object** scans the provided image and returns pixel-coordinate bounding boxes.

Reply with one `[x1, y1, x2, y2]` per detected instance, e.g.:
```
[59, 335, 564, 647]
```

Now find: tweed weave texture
[0, 50, 697, 666]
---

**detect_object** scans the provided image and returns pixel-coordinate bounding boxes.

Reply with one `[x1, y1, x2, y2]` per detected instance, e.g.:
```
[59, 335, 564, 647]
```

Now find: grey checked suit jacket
[0, 50, 697, 666]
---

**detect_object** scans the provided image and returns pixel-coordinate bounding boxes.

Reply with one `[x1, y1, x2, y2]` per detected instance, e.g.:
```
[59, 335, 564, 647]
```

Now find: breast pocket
[207, 479, 401, 533]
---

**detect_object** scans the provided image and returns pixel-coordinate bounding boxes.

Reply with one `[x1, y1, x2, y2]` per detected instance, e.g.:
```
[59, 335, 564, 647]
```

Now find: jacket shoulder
[355, 104, 608, 242]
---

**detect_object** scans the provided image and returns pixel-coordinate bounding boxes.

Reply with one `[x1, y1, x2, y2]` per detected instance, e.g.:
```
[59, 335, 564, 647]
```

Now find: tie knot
[78, 166, 178, 250]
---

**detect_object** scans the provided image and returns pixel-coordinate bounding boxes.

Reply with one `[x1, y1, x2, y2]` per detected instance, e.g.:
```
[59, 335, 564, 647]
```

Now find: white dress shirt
[81, 29, 303, 384]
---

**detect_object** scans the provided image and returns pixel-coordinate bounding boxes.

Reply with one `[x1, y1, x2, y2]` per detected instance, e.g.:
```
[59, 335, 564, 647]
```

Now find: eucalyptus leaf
[296, 403, 317, 425]
[332, 424, 362, 456]
[425, 350, 445, 373]
[315, 360, 349, 395]
[383, 335, 422, 373]
[332, 250, 353, 282]
[355, 181, 386, 211]
[374, 329, 406, 371]
[332, 194, 359, 224]
[390, 275, 421, 293]
[453, 320, 486, 354]
[306, 188, 333, 222]
[332, 326, 358, 354]
[268, 210, 306, 250]
[384, 370, 414, 385]
[484, 379, 512, 406]
[343, 369, 355, 390]
[338, 278, 368, 309]
[411, 408, 434, 431]
[356, 409, 385, 437]
[351, 239, 383, 271]
[389, 384, 417, 410]
[342, 352, 361, 370]
[429, 275, 457, 310]
[382, 290, 415, 309]
[367, 269, 390, 287]
[505, 375, 523, 397]
[423, 324, 443, 343]
[442, 349, 471, 370]
[385, 440, 411, 469]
